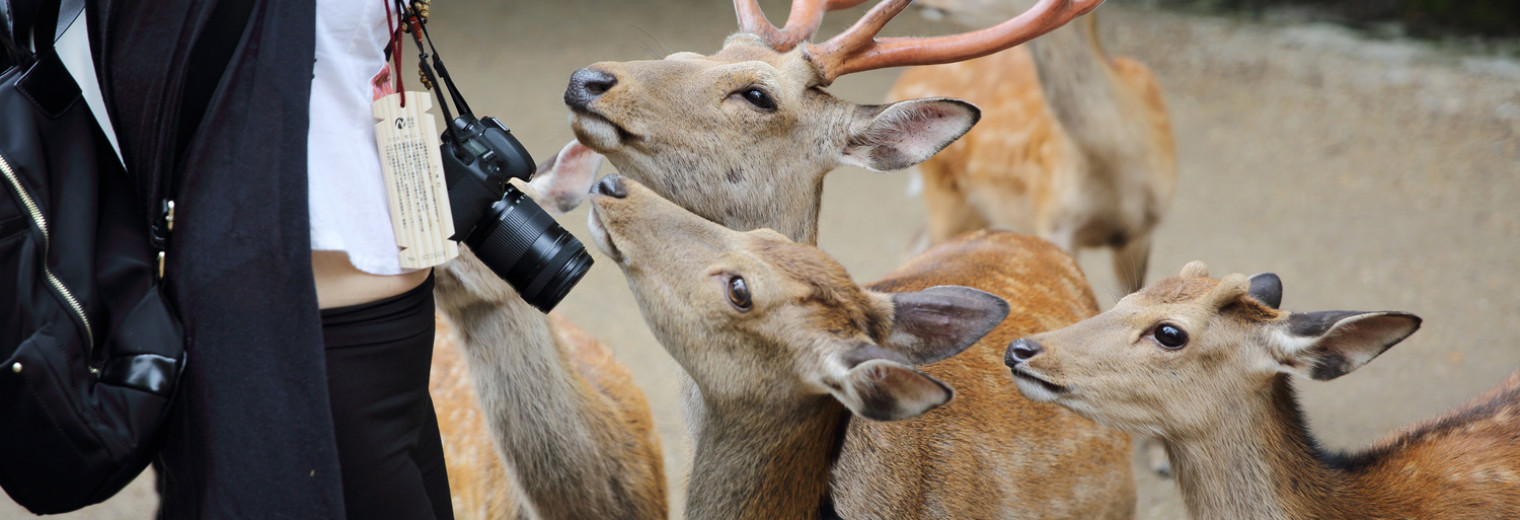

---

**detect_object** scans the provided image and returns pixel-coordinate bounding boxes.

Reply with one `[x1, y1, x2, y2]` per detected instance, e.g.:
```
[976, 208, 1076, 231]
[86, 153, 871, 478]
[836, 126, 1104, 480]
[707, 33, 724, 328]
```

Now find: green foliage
[1403, 0, 1520, 36]
[1165, 0, 1520, 36]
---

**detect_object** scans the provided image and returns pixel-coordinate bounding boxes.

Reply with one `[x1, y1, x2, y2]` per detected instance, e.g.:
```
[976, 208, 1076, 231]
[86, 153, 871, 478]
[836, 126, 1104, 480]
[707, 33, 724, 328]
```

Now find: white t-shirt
[308, 0, 414, 275]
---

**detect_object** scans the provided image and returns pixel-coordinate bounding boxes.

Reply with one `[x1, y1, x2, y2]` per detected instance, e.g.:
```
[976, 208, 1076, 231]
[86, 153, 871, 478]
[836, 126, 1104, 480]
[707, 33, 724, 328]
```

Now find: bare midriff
[311, 250, 431, 309]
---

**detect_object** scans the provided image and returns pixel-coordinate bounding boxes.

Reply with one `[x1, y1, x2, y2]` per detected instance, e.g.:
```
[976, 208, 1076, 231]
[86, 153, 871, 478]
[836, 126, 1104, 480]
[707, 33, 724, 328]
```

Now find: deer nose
[565, 67, 618, 111]
[593, 175, 627, 199]
[1005, 338, 1044, 366]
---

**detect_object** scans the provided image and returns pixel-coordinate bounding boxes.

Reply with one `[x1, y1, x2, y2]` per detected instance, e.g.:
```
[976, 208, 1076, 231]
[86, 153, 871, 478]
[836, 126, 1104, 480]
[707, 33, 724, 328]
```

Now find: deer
[886, 0, 1179, 475]
[561, 0, 1136, 516]
[1004, 261, 1520, 519]
[427, 142, 668, 520]
[586, 174, 1133, 518]
[888, 0, 1176, 296]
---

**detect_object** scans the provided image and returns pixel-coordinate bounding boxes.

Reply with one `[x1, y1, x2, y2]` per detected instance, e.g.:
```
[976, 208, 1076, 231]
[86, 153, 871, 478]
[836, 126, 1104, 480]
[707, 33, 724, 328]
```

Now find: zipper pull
[153, 200, 175, 280]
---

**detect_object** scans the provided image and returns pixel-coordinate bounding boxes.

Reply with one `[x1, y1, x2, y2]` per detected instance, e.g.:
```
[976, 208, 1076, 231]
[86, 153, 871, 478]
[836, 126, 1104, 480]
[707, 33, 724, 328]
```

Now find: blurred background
[5, 0, 1517, 518]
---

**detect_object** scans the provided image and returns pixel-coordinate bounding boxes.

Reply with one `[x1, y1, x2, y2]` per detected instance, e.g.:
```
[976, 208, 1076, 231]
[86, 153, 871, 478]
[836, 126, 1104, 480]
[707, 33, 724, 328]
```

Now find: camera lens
[465, 185, 594, 312]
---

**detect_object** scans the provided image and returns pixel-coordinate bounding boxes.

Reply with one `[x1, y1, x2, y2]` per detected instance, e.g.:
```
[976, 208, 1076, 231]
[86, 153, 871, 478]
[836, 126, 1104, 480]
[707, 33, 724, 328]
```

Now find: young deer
[587, 175, 1134, 519]
[888, 1, 1176, 294]
[1006, 261, 1520, 519]
[428, 143, 668, 520]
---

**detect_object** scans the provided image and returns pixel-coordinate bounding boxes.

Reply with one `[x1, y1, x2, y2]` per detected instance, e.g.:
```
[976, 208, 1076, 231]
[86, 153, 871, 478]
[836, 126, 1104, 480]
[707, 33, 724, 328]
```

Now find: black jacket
[91, 0, 345, 517]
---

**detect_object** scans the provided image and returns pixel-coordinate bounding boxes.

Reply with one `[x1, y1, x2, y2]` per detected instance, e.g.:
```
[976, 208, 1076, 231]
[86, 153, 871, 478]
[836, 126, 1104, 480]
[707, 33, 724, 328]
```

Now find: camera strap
[368, 0, 459, 269]
[394, 0, 468, 142]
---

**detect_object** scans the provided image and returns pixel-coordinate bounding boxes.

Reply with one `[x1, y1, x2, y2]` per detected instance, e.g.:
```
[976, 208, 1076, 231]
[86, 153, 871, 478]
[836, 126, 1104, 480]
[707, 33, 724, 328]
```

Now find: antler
[734, 0, 872, 52]
[805, 0, 1105, 84]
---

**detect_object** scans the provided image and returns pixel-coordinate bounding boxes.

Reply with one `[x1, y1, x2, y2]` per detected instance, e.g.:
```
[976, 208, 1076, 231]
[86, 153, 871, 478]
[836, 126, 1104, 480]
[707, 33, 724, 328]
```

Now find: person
[90, 0, 451, 517]
[308, 0, 454, 517]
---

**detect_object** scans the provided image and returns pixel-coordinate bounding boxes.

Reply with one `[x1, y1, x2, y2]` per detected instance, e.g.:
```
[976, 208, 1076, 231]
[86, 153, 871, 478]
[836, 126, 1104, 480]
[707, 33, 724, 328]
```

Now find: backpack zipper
[0, 152, 95, 351]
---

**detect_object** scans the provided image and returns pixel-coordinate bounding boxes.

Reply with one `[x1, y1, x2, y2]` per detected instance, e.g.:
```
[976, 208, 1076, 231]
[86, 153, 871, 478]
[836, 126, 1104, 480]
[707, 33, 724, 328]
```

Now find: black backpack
[0, 0, 186, 513]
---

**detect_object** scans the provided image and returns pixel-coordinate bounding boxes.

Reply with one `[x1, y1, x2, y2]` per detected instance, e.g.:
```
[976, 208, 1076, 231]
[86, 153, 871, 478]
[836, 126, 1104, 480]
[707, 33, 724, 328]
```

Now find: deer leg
[1120, 234, 1166, 479]
[1113, 233, 1151, 295]
[920, 168, 990, 245]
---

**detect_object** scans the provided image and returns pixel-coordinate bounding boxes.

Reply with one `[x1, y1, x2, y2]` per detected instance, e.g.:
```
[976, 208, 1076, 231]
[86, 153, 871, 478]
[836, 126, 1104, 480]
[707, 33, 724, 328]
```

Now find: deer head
[584, 174, 1008, 421]
[1003, 261, 1422, 439]
[565, 0, 1103, 244]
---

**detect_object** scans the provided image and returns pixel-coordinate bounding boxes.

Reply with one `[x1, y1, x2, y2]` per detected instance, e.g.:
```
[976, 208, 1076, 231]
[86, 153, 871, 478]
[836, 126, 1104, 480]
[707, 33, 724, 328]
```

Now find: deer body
[888, 12, 1175, 292]
[1008, 262, 1520, 519]
[589, 176, 1133, 519]
[833, 232, 1135, 518]
[1168, 371, 1520, 519]
[428, 144, 668, 520]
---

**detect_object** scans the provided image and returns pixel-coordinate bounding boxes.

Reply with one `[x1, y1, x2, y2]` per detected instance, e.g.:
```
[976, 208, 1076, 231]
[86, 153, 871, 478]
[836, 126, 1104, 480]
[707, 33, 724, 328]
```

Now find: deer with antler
[564, 0, 1135, 517]
[889, 0, 1176, 295]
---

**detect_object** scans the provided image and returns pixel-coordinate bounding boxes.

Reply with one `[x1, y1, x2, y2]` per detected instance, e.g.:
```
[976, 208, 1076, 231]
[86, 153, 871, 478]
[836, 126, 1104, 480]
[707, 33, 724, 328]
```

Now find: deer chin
[570, 109, 636, 152]
[1010, 365, 1068, 403]
[586, 203, 625, 264]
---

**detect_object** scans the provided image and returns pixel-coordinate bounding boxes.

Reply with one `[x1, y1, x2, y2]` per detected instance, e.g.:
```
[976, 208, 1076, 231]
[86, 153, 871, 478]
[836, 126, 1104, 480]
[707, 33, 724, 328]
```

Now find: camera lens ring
[465, 185, 593, 312]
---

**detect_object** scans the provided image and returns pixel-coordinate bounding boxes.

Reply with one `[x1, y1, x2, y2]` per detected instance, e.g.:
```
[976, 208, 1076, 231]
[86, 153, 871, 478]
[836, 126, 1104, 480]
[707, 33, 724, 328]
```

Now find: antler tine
[735, 0, 872, 52]
[806, 0, 1105, 84]
[735, 0, 783, 44]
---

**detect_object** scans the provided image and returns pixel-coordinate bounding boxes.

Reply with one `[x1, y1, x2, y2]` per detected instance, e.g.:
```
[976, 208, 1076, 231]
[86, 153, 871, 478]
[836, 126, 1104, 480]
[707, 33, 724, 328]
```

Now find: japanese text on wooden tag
[373, 92, 458, 268]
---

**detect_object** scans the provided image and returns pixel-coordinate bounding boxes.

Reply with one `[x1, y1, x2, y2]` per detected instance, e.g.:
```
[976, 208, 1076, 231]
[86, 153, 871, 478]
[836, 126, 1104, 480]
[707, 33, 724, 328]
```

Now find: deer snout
[1004, 338, 1044, 366]
[565, 67, 618, 111]
[593, 175, 628, 199]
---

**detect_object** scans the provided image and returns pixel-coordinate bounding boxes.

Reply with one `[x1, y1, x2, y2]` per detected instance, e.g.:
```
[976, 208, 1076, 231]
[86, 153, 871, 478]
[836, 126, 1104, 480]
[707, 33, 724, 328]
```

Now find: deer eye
[726, 276, 753, 311]
[740, 88, 776, 111]
[1150, 323, 1189, 350]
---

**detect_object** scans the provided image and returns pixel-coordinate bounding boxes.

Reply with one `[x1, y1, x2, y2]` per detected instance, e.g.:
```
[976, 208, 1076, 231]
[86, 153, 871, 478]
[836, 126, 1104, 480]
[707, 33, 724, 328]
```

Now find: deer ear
[521, 141, 603, 215]
[825, 347, 955, 421]
[1276, 311, 1422, 381]
[878, 286, 1009, 365]
[1248, 273, 1283, 309]
[840, 98, 980, 172]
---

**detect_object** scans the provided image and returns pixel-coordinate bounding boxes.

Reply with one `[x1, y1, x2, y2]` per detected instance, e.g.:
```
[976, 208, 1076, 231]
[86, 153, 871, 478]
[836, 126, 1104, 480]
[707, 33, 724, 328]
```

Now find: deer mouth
[1010, 366, 1067, 401]
[570, 109, 638, 152]
[586, 203, 624, 264]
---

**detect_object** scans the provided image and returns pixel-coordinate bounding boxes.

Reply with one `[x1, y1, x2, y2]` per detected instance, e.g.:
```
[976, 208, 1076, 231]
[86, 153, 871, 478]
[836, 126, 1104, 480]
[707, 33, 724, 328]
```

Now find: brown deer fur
[888, 11, 1175, 293]
[427, 144, 667, 520]
[431, 251, 667, 520]
[587, 176, 1134, 519]
[1010, 263, 1520, 519]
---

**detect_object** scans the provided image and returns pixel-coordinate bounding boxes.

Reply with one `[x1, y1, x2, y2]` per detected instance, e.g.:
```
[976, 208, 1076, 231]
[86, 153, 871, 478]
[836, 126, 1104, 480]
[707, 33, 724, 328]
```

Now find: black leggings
[322, 274, 453, 520]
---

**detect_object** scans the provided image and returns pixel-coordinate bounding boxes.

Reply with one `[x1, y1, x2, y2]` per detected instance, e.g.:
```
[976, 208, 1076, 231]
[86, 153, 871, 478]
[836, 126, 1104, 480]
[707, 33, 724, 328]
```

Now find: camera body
[440, 115, 592, 312]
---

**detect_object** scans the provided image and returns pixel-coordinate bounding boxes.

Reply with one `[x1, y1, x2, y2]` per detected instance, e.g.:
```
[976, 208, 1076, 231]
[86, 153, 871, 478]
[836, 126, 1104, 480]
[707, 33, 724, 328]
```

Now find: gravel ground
[5, 1, 1517, 518]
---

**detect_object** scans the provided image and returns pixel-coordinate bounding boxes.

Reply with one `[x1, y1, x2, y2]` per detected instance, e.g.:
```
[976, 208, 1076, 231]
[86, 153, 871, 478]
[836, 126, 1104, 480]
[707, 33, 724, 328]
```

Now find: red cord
[385, 0, 406, 106]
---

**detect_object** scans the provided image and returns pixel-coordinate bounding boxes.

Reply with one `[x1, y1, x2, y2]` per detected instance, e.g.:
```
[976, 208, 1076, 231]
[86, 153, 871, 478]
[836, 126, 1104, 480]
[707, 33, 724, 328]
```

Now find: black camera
[440, 115, 593, 312]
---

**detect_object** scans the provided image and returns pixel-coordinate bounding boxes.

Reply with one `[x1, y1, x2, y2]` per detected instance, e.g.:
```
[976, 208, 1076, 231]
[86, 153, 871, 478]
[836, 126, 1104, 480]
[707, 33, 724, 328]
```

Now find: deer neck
[1025, 15, 1137, 164]
[685, 393, 847, 520]
[1165, 376, 1354, 520]
[443, 293, 628, 510]
[446, 295, 568, 422]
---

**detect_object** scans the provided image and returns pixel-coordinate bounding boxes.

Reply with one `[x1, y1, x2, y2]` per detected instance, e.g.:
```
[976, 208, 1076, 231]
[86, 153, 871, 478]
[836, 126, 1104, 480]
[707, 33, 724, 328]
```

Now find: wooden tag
[373, 92, 458, 269]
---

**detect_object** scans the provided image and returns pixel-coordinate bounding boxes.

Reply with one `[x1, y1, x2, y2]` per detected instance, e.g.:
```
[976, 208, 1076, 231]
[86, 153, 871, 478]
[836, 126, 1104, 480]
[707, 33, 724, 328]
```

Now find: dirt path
[6, 1, 1516, 518]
